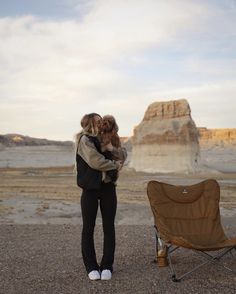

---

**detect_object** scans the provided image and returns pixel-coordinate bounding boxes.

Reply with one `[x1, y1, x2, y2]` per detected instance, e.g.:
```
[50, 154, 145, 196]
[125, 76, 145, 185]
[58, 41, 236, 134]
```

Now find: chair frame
[154, 225, 236, 282]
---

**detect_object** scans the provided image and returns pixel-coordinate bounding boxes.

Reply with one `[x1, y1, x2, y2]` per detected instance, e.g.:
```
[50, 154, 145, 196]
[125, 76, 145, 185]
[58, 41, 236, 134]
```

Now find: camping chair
[147, 179, 236, 282]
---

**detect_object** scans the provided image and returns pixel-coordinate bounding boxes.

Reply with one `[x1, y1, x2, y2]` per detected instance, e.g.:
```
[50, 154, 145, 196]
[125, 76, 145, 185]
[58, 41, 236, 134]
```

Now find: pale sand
[0, 166, 236, 227]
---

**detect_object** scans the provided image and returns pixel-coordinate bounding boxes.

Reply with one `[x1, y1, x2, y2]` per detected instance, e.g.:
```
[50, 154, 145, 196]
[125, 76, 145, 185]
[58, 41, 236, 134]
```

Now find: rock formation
[198, 128, 236, 148]
[130, 99, 200, 173]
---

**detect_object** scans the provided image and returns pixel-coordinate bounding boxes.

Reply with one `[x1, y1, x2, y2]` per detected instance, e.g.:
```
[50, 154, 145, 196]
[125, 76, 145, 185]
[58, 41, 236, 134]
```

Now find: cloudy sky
[0, 0, 236, 140]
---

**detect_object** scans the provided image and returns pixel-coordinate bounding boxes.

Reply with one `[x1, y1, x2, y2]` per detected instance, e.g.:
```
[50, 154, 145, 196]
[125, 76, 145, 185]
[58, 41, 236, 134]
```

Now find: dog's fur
[98, 115, 121, 151]
[98, 115, 121, 182]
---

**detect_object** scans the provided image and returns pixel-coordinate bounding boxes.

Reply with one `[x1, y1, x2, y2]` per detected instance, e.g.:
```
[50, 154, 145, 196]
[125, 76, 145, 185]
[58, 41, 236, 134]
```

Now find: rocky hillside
[0, 134, 73, 147]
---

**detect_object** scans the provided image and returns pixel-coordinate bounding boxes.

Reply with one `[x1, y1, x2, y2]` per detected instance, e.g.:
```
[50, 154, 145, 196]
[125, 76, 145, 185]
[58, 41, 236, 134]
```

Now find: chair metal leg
[153, 228, 236, 282]
[167, 246, 211, 282]
[197, 248, 236, 273]
[167, 246, 236, 282]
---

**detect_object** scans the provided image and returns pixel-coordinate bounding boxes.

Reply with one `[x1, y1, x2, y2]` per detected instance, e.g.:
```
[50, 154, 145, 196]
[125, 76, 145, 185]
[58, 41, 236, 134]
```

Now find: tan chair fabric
[147, 179, 236, 250]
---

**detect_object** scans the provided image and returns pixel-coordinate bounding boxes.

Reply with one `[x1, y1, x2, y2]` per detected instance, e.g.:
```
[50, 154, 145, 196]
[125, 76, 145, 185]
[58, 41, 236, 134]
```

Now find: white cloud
[185, 58, 236, 77]
[0, 0, 235, 139]
[149, 80, 236, 129]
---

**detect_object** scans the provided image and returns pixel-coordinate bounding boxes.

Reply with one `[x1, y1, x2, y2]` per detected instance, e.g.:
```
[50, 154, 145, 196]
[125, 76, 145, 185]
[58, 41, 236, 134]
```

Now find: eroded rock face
[130, 99, 200, 173]
[198, 128, 236, 148]
[143, 98, 191, 121]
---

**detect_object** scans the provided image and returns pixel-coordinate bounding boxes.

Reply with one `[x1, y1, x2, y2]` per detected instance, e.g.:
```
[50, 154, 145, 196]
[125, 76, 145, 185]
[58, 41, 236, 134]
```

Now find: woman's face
[94, 115, 101, 124]
[94, 115, 102, 133]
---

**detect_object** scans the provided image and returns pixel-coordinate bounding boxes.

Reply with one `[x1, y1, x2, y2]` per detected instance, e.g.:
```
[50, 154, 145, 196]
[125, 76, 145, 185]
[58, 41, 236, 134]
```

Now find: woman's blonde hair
[75, 113, 101, 149]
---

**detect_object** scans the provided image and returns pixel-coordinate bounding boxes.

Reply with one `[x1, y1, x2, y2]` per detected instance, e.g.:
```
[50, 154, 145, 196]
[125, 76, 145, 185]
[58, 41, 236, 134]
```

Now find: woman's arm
[106, 143, 127, 164]
[78, 135, 119, 171]
[113, 147, 127, 163]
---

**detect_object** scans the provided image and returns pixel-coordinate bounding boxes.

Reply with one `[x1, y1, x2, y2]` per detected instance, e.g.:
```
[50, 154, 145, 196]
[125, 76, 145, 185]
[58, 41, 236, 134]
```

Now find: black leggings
[81, 182, 117, 273]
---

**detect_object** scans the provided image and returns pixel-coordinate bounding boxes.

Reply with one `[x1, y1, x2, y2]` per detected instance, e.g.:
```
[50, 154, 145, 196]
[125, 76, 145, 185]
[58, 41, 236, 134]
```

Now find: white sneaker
[88, 270, 100, 280]
[101, 269, 112, 280]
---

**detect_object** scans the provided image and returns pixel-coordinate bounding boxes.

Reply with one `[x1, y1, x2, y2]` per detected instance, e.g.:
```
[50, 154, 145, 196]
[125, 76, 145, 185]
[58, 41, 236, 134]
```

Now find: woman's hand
[115, 160, 123, 171]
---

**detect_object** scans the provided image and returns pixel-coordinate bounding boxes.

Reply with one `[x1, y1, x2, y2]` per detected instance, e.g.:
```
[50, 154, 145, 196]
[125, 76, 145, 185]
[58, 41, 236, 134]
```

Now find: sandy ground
[0, 166, 236, 293]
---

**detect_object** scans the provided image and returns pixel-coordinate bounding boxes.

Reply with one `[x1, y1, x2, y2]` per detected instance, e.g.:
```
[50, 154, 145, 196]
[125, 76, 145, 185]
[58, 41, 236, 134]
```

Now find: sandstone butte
[198, 128, 236, 147]
[130, 99, 200, 173]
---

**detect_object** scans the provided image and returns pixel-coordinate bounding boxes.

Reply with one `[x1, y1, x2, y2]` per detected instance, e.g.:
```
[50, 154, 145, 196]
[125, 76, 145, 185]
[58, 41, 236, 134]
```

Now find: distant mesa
[198, 128, 236, 148]
[0, 134, 73, 147]
[12, 135, 24, 142]
[130, 99, 200, 173]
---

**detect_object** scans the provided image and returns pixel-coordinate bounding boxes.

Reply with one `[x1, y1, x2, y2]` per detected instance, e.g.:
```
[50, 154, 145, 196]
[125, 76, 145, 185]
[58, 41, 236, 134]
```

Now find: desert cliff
[198, 128, 236, 148]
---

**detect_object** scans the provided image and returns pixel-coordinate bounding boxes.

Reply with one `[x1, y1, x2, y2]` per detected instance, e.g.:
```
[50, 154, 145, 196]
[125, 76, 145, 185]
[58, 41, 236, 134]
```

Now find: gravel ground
[0, 224, 235, 294]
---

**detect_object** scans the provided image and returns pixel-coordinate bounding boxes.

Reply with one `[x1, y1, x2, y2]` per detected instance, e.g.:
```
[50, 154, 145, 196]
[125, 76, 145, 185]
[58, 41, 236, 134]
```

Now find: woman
[75, 113, 127, 281]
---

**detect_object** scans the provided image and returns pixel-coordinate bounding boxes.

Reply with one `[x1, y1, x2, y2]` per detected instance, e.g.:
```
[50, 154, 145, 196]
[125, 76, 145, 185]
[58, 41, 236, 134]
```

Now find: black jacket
[76, 135, 103, 190]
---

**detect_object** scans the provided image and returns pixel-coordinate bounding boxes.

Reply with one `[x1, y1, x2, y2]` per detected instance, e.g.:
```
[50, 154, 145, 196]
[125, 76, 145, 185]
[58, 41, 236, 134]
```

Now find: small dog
[98, 115, 122, 181]
[98, 115, 121, 155]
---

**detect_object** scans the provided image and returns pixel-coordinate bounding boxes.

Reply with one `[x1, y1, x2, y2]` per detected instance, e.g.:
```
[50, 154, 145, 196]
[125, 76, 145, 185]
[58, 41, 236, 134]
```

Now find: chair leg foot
[172, 275, 180, 282]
